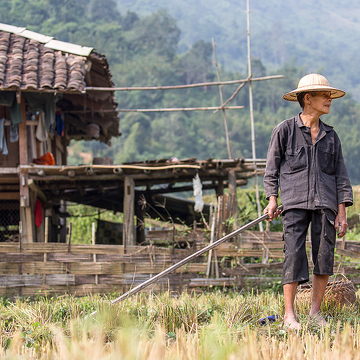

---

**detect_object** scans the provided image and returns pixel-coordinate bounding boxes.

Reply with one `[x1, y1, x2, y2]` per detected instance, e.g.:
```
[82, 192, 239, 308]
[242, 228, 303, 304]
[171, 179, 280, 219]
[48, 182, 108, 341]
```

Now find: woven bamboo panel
[0, 232, 358, 298]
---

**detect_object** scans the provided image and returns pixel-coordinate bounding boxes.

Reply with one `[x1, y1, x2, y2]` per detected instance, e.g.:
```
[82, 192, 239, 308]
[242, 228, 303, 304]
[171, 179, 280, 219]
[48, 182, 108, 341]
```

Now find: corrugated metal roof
[0, 22, 93, 57]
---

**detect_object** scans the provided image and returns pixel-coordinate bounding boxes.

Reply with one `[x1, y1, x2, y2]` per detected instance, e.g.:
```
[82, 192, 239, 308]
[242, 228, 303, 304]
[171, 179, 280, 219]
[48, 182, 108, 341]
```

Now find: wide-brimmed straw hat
[282, 73, 346, 101]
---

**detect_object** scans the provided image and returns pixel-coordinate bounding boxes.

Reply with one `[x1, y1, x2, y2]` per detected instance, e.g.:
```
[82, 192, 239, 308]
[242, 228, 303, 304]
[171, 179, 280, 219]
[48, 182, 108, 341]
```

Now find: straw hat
[282, 73, 346, 101]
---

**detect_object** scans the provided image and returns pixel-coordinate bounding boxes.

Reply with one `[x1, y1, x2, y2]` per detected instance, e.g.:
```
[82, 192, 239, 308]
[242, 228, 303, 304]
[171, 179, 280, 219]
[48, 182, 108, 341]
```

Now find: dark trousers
[282, 208, 336, 285]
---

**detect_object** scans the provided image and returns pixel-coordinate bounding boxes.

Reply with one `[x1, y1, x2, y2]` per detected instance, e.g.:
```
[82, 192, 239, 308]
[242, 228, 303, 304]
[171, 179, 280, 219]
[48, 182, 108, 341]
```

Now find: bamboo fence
[0, 230, 359, 298]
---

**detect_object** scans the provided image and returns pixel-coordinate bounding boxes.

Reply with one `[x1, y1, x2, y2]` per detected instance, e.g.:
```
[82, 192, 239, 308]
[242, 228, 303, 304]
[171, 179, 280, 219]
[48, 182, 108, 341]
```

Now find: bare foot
[310, 313, 329, 327]
[284, 314, 302, 330]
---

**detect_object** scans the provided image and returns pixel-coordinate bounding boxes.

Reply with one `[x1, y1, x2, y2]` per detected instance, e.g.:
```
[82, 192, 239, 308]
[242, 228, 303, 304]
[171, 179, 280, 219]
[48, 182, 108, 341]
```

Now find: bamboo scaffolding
[213, 78, 250, 114]
[212, 38, 232, 159]
[85, 75, 284, 92]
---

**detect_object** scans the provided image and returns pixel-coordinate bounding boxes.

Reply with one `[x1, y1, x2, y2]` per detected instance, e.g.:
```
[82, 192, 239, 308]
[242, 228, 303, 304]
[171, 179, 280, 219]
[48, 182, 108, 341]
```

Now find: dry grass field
[0, 289, 359, 359]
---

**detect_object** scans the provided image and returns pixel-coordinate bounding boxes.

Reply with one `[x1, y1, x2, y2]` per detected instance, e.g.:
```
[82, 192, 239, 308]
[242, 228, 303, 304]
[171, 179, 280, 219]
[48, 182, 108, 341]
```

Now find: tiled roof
[0, 29, 88, 92]
[0, 24, 119, 142]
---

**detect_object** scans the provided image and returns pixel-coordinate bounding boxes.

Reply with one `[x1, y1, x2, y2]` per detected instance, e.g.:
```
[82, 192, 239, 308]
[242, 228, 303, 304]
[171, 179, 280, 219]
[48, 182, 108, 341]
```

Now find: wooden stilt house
[0, 23, 119, 243]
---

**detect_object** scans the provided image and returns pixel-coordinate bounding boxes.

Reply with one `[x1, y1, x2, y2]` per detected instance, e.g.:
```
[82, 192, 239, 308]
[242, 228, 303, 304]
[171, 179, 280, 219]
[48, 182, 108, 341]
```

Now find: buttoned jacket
[264, 114, 353, 214]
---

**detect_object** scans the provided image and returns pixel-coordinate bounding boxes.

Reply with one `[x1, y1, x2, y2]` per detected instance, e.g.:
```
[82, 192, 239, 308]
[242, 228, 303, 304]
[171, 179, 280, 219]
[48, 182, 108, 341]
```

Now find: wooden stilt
[19, 96, 33, 243]
[124, 177, 135, 246]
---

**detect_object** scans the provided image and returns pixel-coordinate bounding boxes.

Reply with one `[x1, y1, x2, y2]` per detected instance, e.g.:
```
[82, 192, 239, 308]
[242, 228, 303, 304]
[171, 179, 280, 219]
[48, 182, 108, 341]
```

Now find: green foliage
[2, 0, 360, 184]
[236, 186, 283, 232]
[67, 203, 123, 244]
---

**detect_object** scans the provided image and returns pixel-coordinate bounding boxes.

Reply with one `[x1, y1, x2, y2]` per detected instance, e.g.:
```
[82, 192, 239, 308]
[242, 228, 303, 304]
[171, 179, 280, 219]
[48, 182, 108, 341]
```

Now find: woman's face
[305, 91, 332, 115]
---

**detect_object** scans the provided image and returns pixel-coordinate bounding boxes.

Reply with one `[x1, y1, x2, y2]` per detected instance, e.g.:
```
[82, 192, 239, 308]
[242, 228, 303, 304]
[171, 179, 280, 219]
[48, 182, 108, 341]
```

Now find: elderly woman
[263, 74, 353, 330]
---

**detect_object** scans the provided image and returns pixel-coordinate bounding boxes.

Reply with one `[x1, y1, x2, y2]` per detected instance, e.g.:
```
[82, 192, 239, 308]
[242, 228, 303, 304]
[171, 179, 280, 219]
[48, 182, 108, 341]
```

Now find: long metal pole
[247, 0, 263, 232]
[89, 205, 283, 317]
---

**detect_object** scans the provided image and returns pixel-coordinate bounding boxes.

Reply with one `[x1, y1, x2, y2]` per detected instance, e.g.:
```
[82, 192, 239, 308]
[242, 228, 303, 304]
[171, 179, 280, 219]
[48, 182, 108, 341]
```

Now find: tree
[89, 0, 121, 23]
[179, 40, 214, 85]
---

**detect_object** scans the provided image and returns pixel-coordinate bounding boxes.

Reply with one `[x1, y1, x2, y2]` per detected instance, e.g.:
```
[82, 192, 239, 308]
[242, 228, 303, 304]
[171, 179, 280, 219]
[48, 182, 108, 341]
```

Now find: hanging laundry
[34, 198, 43, 228]
[0, 91, 22, 125]
[35, 111, 48, 142]
[0, 118, 8, 156]
[25, 93, 62, 132]
[9, 122, 18, 142]
[56, 111, 64, 136]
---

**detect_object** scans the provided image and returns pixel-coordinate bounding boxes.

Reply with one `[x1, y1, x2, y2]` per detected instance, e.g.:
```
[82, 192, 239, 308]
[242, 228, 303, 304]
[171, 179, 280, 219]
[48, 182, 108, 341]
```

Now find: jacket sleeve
[334, 132, 353, 207]
[264, 125, 285, 200]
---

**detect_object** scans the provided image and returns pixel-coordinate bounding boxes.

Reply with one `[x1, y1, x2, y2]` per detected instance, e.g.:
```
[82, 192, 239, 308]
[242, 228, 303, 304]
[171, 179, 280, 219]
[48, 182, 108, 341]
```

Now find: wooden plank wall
[0, 231, 359, 298]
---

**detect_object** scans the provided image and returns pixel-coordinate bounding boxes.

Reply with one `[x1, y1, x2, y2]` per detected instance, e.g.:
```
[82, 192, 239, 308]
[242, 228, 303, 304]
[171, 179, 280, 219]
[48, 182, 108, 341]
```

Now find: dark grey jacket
[264, 114, 353, 214]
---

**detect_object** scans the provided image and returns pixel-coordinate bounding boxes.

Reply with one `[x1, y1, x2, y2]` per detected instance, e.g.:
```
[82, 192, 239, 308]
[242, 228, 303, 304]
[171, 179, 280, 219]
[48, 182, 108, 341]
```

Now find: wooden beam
[0, 184, 19, 191]
[0, 168, 19, 174]
[0, 192, 20, 200]
[4, 120, 38, 126]
[28, 179, 47, 202]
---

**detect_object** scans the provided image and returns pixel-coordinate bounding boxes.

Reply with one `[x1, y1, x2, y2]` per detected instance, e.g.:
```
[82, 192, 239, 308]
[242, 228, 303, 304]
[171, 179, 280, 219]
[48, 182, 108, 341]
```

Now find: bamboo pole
[62, 106, 244, 114]
[247, 0, 263, 232]
[116, 106, 244, 113]
[206, 211, 216, 277]
[212, 38, 232, 159]
[213, 77, 250, 114]
[85, 75, 284, 92]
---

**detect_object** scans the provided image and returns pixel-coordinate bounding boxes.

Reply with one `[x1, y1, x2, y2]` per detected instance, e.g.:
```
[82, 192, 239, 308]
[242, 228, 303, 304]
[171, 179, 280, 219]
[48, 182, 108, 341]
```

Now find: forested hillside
[117, 0, 360, 100]
[1, 0, 360, 183]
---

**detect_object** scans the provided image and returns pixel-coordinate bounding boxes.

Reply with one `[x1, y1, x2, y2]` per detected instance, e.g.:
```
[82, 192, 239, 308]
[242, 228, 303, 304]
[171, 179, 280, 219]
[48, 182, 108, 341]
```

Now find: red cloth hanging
[34, 198, 43, 227]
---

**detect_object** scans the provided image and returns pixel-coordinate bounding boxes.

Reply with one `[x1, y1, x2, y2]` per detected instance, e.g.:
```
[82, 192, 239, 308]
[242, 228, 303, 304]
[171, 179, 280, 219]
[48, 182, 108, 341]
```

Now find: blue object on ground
[259, 315, 281, 325]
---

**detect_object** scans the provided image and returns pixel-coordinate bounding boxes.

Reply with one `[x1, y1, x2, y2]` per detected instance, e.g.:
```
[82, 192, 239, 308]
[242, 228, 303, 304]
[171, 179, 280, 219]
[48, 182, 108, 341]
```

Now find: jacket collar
[295, 113, 333, 132]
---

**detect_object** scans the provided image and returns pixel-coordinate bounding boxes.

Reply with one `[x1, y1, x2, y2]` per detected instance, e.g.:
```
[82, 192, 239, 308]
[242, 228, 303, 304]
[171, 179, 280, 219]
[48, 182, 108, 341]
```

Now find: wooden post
[92, 222, 98, 285]
[213, 196, 222, 279]
[135, 199, 145, 245]
[228, 170, 238, 216]
[19, 96, 33, 243]
[44, 217, 48, 262]
[124, 177, 135, 246]
[19, 220, 22, 297]
[216, 180, 224, 198]
[66, 222, 72, 275]
[59, 200, 67, 243]
[61, 117, 68, 166]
